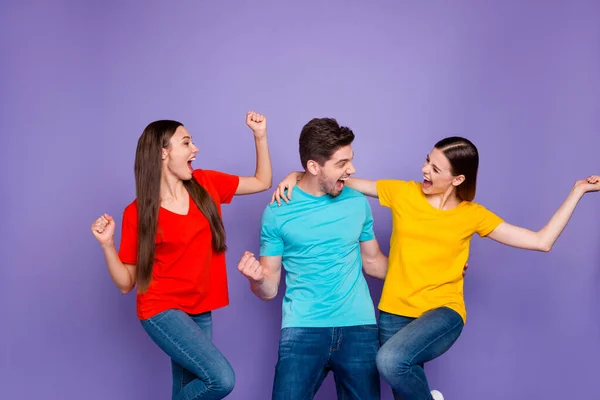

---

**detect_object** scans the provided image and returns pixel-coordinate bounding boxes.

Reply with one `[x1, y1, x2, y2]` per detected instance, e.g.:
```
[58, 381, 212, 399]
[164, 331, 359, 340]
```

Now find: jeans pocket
[279, 327, 312, 343]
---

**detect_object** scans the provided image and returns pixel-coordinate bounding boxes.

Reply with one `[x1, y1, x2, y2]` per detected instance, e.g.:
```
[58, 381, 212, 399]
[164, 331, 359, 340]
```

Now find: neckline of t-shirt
[294, 186, 334, 202]
[415, 181, 467, 214]
[160, 194, 192, 216]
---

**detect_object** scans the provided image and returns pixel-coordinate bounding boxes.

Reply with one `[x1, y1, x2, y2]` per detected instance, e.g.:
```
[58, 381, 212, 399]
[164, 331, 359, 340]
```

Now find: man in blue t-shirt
[237, 118, 388, 400]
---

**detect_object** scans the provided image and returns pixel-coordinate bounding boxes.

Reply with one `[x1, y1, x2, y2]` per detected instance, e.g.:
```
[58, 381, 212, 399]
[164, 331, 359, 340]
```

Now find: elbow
[119, 283, 135, 294]
[256, 177, 272, 192]
[364, 269, 385, 280]
[264, 174, 273, 189]
[252, 282, 278, 301]
[261, 291, 277, 301]
[361, 267, 374, 277]
[362, 263, 379, 278]
[537, 239, 552, 253]
[361, 263, 373, 276]
[536, 229, 554, 252]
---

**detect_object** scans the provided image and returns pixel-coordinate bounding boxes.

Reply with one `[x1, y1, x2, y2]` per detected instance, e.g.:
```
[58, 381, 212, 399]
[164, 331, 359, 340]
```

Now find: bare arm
[346, 177, 379, 198]
[488, 179, 600, 251]
[270, 173, 379, 205]
[237, 252, 282, 300]
[101, 243, 137, 294]
[91, 214, 137, 294]
[360, 238, 388, 279]
[236, 111, 273, 195]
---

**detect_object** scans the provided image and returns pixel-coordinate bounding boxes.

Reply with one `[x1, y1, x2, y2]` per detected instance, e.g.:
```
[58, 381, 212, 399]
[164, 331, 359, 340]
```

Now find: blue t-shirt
[260, 186, 376, 328]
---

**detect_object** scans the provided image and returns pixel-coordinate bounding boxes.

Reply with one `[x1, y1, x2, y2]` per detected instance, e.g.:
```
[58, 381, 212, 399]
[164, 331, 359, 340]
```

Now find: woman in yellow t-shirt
[273, 137, 600, 400]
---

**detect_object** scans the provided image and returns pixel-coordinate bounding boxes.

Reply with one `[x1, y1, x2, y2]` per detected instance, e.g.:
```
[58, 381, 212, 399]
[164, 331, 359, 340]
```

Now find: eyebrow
[181, 136, 192, 141]
[335, 152, 355, 165]
[426, 154, 441, 172]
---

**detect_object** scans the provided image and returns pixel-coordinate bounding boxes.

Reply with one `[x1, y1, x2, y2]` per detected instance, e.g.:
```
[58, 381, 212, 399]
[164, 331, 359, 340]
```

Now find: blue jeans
[376, 308, 464, 400]
[140, 310, 235, 400]
[272, 325, 380, 400]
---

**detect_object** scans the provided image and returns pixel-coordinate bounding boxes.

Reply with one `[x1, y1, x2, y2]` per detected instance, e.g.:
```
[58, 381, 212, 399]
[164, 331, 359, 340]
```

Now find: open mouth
[423, 176, 432, 189]
[336, 176, 349, 190]
[188, 157, 195, 172]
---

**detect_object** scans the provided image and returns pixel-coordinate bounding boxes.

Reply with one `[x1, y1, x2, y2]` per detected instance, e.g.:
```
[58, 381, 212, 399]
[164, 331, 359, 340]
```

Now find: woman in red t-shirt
[91, 111, 272, 400]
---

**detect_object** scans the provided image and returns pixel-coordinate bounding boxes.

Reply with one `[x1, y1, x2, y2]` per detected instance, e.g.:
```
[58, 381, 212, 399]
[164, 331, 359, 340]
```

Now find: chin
[180, 171, 194, 181]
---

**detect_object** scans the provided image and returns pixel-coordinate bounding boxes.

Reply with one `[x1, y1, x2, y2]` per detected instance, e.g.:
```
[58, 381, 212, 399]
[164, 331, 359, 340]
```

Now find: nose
[346, 161, 356, 175]
[421, 163, 429, 175]
[192, 144, 199, 154]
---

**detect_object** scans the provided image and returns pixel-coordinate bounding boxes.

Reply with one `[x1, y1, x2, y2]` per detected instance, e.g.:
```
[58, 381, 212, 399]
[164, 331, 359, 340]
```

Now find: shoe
[431, 390, 444, 400]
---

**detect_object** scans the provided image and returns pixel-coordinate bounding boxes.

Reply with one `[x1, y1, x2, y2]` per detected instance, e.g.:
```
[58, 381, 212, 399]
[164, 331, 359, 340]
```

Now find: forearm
[289, 171, 304, 181]
[346, 177, 379, 198]
[537, 186, 585, 251]
[252, 135, 272, 190]
[249, 274, 279, 300]
[362, 252, 388, 280]
[101, 243, 135, 293]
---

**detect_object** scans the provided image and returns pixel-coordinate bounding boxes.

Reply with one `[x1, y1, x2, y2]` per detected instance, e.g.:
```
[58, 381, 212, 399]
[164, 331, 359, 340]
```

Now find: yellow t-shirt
[377, 180, 503, 323]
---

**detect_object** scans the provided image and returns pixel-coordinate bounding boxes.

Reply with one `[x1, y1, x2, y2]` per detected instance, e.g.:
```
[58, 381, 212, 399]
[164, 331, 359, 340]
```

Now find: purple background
[2, 1, 599, 399]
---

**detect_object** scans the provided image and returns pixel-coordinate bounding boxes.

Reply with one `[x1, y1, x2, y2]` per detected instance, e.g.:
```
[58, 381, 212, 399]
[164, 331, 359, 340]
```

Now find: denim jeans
[376, 308, 464, 400]
[140, 310, 235, 400]
[272, 325, 380, 400]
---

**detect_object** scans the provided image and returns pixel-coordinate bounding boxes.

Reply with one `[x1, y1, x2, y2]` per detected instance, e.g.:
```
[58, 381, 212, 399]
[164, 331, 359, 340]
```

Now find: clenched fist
[574, 175, 600, 193]
[237, 251, 265, 283]
[91, 213, 115, 247]
[246, 111, 266, 138]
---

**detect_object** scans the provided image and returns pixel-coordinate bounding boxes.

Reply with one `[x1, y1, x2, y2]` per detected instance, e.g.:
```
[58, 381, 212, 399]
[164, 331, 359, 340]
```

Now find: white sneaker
[430, 390, 444, 400]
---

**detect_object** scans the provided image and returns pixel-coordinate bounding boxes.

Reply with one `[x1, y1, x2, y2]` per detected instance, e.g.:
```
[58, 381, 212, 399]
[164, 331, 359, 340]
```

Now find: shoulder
[340, 186, 366, 199]
[461, 200, 485, 211]
[459, 200, 496, 218]
[377, 179, 418, 191]
[122, 200, 138, 224]
[192, 168, 208, 182]
[123, 199, 138, 215]
[404, 180, 421, 192]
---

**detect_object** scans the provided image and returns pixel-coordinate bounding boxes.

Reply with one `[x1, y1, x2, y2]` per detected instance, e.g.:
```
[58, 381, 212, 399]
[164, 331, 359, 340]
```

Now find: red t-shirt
[118, 169, 240, 320]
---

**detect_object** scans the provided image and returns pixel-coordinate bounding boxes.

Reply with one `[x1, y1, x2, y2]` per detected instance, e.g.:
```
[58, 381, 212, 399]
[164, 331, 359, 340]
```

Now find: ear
[452, 174, 465, 187]
[161, 148, 168, 160]
[306, 160, 320, 176]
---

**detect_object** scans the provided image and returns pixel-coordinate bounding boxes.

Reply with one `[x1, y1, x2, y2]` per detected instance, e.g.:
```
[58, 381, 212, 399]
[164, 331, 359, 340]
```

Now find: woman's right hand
[91, 214, 115, 247]
[270, 171, 304, 205]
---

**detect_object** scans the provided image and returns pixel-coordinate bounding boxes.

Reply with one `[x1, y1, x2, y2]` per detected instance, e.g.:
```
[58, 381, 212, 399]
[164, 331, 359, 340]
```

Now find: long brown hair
[134, 120, 227, 293]
[434, 136, 479, 201]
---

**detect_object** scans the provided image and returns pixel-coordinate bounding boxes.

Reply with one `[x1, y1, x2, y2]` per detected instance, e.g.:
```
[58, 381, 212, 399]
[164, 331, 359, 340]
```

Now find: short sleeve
[376, 180, 410, 209]
[473, 204, 504, 237]
[259, 206, 284, 257]
[118, 204, 138, 264]
[199, 170, 240, 204]
[360, 198, 375, 242]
